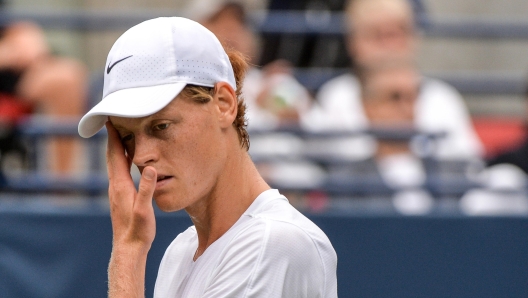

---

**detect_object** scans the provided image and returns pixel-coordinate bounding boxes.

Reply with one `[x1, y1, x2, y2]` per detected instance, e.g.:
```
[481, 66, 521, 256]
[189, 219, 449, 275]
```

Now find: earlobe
[214, 82, 238, 128]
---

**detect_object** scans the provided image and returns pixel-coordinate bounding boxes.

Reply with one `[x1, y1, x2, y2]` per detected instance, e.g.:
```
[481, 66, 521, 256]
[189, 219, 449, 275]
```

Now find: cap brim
[78, 83, 186, 138]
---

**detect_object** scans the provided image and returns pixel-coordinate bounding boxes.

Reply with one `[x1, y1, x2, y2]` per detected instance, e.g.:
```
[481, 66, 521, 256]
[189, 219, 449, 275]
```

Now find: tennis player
[78, 17, 337, 297]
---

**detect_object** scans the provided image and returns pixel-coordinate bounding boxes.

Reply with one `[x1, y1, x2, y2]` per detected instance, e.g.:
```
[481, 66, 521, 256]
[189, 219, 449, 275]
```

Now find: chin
[153, 193, 186, 213]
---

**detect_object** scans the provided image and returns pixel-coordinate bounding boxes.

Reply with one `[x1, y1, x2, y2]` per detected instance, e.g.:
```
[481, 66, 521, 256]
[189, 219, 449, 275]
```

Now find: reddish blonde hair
[179, 48, 250, 150]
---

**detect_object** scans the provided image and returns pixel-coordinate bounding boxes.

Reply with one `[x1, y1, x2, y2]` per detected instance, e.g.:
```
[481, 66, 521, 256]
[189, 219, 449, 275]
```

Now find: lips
[157, 175, 172, 182]
[154, 175, 173, 191]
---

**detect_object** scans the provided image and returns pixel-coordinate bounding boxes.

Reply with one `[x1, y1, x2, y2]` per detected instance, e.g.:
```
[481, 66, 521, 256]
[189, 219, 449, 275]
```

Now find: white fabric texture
[301, 73, 484, 160]
[154, 189, 337, 298]
[79, 17, 236, 138]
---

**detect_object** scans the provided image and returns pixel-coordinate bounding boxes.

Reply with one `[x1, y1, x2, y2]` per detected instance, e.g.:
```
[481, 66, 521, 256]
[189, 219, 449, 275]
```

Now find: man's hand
[105, 121, 157, 298]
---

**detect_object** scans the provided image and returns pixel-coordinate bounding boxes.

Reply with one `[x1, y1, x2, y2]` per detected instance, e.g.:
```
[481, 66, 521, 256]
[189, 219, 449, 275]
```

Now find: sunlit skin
[346, 0, 417, 66]
[106, 82, 269, 262]
[110, 95, 227, 212]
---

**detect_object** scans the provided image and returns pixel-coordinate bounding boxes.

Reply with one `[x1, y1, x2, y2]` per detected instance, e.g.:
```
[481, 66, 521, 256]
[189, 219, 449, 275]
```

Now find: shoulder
[239, 201, 337, 271]
[169, 225, 197, 244]
[162, 226, 197, 259]
[155, 226, 198, 294]
[304, 72, 364, 130]
[317, 72, 358, 100]
[421, 77, 464, 104]
[265, 218, 336, 271]
[419, 77, 470, 115]
[224, 204, 337, 296]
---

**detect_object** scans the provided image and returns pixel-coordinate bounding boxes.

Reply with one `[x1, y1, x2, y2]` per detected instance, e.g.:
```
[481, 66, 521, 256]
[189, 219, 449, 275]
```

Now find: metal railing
[1, 9, 525, 95]
[0, 116, 510, 198]
[0, 9, 526, 196]
[2, 9, 528, 39]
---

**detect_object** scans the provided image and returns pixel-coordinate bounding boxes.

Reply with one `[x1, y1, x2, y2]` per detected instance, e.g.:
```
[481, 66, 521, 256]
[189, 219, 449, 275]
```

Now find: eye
[121, 134, 133, 143]
[153, 123, 170, 131]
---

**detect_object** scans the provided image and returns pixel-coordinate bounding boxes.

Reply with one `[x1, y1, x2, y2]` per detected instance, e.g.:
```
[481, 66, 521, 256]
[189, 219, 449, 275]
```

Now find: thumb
[137, 166, 157, 206]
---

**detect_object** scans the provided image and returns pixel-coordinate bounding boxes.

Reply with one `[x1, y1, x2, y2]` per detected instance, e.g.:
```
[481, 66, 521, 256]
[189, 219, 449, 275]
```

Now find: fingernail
[144, 168, 155, 180]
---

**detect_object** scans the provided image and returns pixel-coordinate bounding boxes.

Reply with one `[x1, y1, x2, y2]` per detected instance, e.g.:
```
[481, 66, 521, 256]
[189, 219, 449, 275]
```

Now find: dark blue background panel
[1, 209, 527, 298]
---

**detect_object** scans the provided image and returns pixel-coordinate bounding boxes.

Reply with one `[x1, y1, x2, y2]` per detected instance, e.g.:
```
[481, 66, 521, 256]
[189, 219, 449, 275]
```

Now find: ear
[213, 82, 238, 128]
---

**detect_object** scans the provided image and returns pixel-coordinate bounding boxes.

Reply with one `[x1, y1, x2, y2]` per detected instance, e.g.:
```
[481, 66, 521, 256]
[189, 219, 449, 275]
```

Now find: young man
[78, 17, 337, 298]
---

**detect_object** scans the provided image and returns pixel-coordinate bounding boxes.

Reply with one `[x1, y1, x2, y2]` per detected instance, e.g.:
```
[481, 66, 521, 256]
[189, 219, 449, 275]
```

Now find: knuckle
[133, 208, 149, 223]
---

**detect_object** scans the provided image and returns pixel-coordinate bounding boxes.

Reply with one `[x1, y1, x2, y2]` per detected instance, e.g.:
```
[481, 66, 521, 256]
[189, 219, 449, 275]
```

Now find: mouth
[156, 175, 173, 182]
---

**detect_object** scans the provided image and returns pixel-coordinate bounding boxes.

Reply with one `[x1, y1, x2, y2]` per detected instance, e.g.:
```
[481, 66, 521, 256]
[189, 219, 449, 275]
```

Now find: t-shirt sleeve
[201, 219, 337, 298]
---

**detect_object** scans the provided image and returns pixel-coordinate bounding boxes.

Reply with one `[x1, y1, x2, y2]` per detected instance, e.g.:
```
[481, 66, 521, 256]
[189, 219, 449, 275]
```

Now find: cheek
[166, 122, 221, 178]
[355, 41, 390, 65]
[353, 38, 375, 59]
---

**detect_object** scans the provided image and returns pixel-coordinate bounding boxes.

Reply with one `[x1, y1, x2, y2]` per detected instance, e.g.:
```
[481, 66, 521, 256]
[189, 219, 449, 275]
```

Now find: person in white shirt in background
[185, 0, 312, 130]
[78, 17, 337, 298]
[193, 1, 325, 194]
[302, 0, 484, 161]
[328, 57, 437, 214]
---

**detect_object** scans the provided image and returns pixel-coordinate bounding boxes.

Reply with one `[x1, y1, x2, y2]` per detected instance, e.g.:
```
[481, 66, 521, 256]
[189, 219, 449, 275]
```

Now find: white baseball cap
[78, 17, 236, 138]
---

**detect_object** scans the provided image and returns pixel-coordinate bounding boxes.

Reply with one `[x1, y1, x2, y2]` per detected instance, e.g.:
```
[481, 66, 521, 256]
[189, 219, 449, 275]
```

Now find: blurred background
[1, 0, 528, 297]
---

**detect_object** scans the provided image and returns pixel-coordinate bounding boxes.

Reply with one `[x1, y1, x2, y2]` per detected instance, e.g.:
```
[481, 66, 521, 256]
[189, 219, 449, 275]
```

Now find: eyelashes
[153, 123, 170, 131]
[121, 134, 133, 143]
[119, 123, 171, 143]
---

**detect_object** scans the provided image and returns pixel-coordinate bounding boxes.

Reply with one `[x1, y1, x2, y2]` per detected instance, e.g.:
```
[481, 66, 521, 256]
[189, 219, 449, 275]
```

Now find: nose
[131, 135, 158, 167]
[379, 27, 410, 50]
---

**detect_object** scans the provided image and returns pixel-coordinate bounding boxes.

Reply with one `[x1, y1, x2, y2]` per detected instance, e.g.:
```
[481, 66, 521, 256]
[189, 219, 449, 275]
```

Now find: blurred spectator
[190, 1, 324, 203]
[358, 59, 418, 162]
[329, 59, 427, 200]
[329, 59, 478, 214]
[486, 85, 528, 174]
[0, 17, 88, 174]
[301, 0, 483, 161]
[193, 0, 313, 130]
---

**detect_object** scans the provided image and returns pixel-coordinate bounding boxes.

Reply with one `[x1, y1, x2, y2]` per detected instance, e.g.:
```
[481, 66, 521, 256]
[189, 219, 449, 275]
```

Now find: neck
[185, 147, 269, 261]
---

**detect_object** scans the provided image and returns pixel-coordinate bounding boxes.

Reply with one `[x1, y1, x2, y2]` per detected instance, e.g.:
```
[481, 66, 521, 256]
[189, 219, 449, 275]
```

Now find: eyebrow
[109, 106, 183, 132]
[107, 118, 134, 130]
[109, 122, 127, 131]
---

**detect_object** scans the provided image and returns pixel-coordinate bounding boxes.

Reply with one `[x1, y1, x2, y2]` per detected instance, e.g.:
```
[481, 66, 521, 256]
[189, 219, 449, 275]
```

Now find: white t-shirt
[301, 73, 484, 160]
[153, 189, 338, 298]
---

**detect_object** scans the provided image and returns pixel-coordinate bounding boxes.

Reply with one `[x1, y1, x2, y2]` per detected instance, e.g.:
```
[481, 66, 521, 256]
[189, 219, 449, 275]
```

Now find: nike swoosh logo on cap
[106, 55, 133, 74]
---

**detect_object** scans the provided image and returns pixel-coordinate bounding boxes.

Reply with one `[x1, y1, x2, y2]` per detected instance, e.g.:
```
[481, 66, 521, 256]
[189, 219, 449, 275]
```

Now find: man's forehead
[109, 97, 182, 127]
[350, 0, 413, 27]
[371, 72, 421, 89]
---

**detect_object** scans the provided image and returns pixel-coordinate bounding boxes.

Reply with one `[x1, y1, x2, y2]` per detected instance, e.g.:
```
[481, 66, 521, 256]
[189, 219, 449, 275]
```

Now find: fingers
[105, 122, 156, 250]
[137, 166, 157, 208]
[106, 121, 133, 183]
